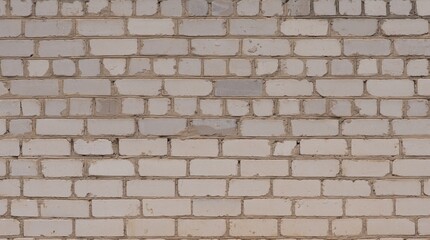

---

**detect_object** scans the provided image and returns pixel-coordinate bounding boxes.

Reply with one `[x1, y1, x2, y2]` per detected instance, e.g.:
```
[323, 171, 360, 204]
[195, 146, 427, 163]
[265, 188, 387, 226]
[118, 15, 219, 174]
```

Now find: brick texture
[0, 0, 429, 238]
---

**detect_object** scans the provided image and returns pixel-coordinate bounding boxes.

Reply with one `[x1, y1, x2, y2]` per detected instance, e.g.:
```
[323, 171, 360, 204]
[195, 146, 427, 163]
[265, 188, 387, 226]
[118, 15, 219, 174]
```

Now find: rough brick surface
[1, 0, 429, 238]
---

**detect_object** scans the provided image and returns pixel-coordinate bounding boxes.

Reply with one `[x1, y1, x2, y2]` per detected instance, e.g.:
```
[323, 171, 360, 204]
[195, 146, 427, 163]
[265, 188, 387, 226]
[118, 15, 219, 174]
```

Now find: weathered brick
[191, 39, 239, 56]
[127, 219, 175, 236]
[39, 40, 85, 57]
[344, 39, 391, 56]
[77, 19, 124, 36]
[295, 39, 341, 56]
[243, 39, 290, 56]
[128, 19, 174, 35]
[25, 20, 72, 37]
[332, 19, 378, 36]
[281, 19, 328, 36]
[90, 39, 137, 55]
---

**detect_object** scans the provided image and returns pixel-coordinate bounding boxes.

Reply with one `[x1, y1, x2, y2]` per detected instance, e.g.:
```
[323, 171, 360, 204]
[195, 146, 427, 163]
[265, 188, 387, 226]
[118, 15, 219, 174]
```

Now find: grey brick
[190, 119, 237, 135]
[215, 80, 263, 97]
[139, 118, 187, 135]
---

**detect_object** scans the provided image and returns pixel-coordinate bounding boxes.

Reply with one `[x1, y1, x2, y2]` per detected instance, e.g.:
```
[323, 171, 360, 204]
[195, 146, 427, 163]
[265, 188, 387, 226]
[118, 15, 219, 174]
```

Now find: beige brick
[39, 40, 85, 57]
[165, 79, 212, 96]
[223, 139, 270, 157]
[241, 119, 285, 136]
[0, 40, 33, 57]
[295, 39, 341, 56]
[243, 39, 290, 56]
[128, 18, 174, 35]
[382, 19, 428, 35]
[300, 139, 348, 155]
[171, 139, 218, 157]
[393, 159, 430, 176]
[74, 139, 113, 155]
[23, 139, 70, 156]
[88, 159, 134, 176]
[266, 79, 313, 96]
[24, 179, 71, 197]
[11, 80, 59, 96]
[88, 119, 135, 136]
[0, 20, 22, 37]
[281, 19, 328, 36]
[352, 139, 399, 156]
[273, 180, 321, 197]
[0, 179, 20, 196]
[77, 19, 124, 36]
[179, 19, 226, 36]
[367, 219, 415, 235]
[42, 160, 83, 177]
[323, 180, 371, 196]
[332, 218, 362, 236]
[292, 119, 338, 136]
[90, 39, 137, 56]
[342, 119, 389, 136]
[346, 199, 393, 216]
[367, 80, 414, 97]
[293, 160, 339, 177]
[375, 180, 421, 196]
[0, 219, 19, 235]
[332, 19, 378, 36]
[244, 199, 291, 216]
[241, 160, 289, 176]
[316, 79, 364, 96]
[190, 159, 237, 176]
[119, 139, 167, 156]
[344, 39, 391, 56]
[143, 199, 191, 216]
[75, 180, 123, 197]
[41, 200, 89, 217]
[394, 119, 430, 135]
[127, 219, 175, 237]
[127, 180, 175, 197]
[396, 198, 430, 216]
[419, 218, 430, 234]
[281, 219, 329, 236]
[403, 139, 430, 155]
[228, 179, 270, 196]
[193, 199, 240, 216]
[76, 219, 124, 237]
[92, 199, 140, 217]
[230, 219, 277, 236]
[342, 160, 390, 177]
[296, 199, 342, 216]
[0, 139, 20, 156]
[141, 38, 188, 55]
[64, 79, 111, 95]
[179, 179, 226, 196]
[191, 39, 239, 56]
[230, 19, 277, 35]
[178, 219, 226, 237]
[36, 119, 83, 136]
[11, 199, 38, 217]
[24, 219, 72, 237]
[139, 159, 186, 176]
[25, 19, 72, 37]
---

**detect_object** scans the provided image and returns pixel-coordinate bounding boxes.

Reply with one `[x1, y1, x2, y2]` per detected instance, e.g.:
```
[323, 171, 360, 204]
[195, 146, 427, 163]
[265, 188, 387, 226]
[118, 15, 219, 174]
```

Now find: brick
[316, 80, 364, 96]
[374, 180, 421, 196]
[141, 39, 188, 55]
[127, 180, 175, 197]
[11, 200, 38, 217]
[244, 199, 291, 216]
[342, 160, 390, 177]
[160, 0, 182, 16]
[403, 139, 430, 155]
[193, 199, 240, 216]
[230, 219, 277, 237]
[291, 119, 338, 136]
[191, 39, 239, 56]
[295, 39, 341, 56]
[0, 179, 20, 196]
[0, 100, 20, 116]
[41, 200, 89, 217]
[417, 0, 430, 15]
[296, 199, 342, 216]
[367, 219, 415, 235]
[211, 0, 233, 16]
[395, 39, 430, 55]
[171, 139, 218, 157]
[64, 79, 111, 95]
[11, 80, 59, 96]
[346, 199, 393, 216]
[226, 99, 248, 116]
[393, 119, 430, 135]
[119, 139, 167, 156]
[139, 118, 186, 135]
[190, 119, 237, 135]
[39, 40, 85, 57]
[24, 179, 71, 197]
[88, 119, 134, 135]
[241, 160, 289, 177]
[111, 0, 133, 16]
[89, 160, 134, 176]
[300, 139, 348, 155]
[128, 19, 174, 35]
[352, 139, 399, 156]
[127, 219, 175, 236]
[332, 219, 363, 236]
[292, 160, 339, 177]
[223, 139, 270, 157]
[0, 139, 19, 156]
[0, 40, 33, 57]
[74, 139, 113, 155]
[178, 179, 225, 196]
[139, 159, 186, 176]
[367, 80, 414, 97]
[393, 159, 430, 176]
[93, 199, 140, 217]
[274, 180, 320, 197]
[76, 219, 124, 236]
[36, 119, 83, 135]
[419, 218, 430, 235]
[10, 0, 32, 16]
[143, 199, 191, 216]
[178, 219, 226, 237]
[179, 19, 225, 36]
[396, 198, 430, 216]
[10, 159, 37, 176]
[75, 180, 123, 197]
[23, 139, 70, 156]
[230, 19, 276, 35]
[243, 39, 290, 56]
[215, 79, 263, 96]
[339, 0, 361, 15]
[323, 180, 370, 196]
[281, 219, 329, 236]
[90, 39, 137, 55]
[344, 39, 391, 56]
[25, 20, 72, 37]
[35, 0, 58, 16]
[332, 19, 378, 36]
[266, 79, 313, 96]
[0, 20, 21, 37]
[165, 79, 212, 96]
[365, 0, 386, 16]
[24, 220, 72, 237]
[136, 0, 158, 15]
[190, 159, 237, 176]
[281, 19, 328, 36]
[342, 119, 389, 135]
[61, 0, 84, 16]
[115, 79, 161, 96]
[42, 159, 83, 177]
[241, 119, 285, 136]
[77, 19, 124, 36]
[228, 179, 270, 196]
[382, 19, 428, 35]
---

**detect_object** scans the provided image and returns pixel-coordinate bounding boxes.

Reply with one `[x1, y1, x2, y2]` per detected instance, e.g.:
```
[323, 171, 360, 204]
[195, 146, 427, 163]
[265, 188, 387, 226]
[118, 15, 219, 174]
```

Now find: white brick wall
[0, 0, 429, 238]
